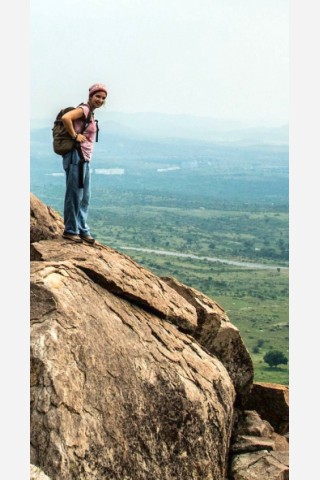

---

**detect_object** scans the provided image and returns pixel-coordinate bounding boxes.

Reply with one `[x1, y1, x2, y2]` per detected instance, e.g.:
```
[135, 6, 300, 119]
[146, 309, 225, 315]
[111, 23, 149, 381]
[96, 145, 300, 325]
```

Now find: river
[119, 246, 289, 271]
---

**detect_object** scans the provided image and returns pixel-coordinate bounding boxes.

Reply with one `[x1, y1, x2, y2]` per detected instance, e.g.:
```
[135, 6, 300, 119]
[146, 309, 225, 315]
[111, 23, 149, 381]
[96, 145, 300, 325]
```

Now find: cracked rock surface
[31, 259, 235, 479]
[30, 194, 288, 480]
[30, 195, 238, 479]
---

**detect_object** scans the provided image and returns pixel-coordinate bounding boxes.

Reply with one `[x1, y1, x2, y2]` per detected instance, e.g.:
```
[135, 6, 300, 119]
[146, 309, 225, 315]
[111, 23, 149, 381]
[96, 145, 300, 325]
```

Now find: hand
[76, 134, 86, 143]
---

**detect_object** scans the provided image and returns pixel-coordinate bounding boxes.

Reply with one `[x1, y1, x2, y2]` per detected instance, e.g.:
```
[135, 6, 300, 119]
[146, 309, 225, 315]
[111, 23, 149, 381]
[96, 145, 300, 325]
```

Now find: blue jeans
[63, 149, 91, 236]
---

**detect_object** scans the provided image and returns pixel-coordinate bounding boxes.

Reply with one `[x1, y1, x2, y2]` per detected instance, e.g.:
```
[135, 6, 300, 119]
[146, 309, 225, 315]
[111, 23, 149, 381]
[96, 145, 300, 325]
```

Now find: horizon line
[30, 111, 288, 127]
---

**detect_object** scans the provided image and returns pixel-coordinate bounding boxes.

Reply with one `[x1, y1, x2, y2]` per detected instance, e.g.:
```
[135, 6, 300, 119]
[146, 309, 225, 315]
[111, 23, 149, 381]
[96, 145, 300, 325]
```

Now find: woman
[61, 83, 107, 244]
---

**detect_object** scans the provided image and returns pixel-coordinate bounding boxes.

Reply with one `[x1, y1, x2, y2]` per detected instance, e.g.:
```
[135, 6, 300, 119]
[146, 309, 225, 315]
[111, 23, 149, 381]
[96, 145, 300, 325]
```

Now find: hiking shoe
[62, 233, 83, 243]
[80, 234, 95, 244]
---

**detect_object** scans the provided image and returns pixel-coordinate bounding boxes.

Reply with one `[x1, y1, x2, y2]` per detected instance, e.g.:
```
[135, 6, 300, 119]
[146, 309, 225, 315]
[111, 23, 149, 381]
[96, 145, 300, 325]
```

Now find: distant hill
[31, 111, 288, 146]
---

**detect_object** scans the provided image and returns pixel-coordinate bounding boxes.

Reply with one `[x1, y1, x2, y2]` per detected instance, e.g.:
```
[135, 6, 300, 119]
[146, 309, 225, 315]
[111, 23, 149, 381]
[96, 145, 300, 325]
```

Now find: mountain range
[31, 111, 288, 147]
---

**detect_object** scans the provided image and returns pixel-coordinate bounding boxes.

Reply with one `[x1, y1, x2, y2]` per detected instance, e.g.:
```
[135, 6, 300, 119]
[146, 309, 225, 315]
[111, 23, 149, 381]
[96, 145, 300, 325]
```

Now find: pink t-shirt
[73, 104, 97, 161]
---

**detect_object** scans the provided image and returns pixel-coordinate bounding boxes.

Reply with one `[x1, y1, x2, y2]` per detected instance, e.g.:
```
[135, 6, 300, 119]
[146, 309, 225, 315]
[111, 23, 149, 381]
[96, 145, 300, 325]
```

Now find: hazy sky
[31, 0, 289, 126]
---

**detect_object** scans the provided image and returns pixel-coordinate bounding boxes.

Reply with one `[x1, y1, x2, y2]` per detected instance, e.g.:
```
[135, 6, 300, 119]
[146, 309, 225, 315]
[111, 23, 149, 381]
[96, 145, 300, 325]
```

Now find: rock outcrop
[229, 410, 289, 480]
[243, 382, 289, 435]
[30, 192, 64, 244]
[30, 194, 289, 480]
[162, 277, 254, 403]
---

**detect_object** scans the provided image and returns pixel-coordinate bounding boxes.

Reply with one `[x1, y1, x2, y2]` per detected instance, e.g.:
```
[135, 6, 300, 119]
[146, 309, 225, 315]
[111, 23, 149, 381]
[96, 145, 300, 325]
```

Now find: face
[89, 92, 107, 109]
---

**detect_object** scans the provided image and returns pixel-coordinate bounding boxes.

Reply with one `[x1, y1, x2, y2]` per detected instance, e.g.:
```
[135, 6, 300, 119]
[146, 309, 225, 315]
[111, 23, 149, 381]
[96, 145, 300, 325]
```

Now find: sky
[30, 0, 289, 126]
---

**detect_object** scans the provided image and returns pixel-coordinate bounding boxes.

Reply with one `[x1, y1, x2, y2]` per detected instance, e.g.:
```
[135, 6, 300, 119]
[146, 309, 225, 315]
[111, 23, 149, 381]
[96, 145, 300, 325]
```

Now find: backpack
[52, 103, 98, 156]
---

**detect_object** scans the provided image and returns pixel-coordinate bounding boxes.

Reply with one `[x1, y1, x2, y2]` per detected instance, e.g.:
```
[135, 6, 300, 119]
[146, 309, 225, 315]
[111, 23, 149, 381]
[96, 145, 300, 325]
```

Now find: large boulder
[30, 195, 239, 479]
[31, 259, 235, 479]
[30, 194, 288, 480]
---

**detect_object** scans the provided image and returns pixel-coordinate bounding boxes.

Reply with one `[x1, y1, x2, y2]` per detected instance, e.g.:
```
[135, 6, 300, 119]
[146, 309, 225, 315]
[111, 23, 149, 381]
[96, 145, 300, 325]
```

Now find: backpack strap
[74, 103, 92, 189]
[95, 119, 99, 142]
[78, 103, 98, 142]
[77, 103, 93, 133]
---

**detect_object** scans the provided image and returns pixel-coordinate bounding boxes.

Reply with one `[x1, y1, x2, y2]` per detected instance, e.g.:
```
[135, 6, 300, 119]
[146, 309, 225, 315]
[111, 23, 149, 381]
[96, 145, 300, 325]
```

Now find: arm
[61, 107, 86, 143]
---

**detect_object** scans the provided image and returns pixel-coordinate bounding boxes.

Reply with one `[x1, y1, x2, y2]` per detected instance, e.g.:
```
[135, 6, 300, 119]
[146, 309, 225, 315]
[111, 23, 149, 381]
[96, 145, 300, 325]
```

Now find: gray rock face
[30, 194, 289, 480]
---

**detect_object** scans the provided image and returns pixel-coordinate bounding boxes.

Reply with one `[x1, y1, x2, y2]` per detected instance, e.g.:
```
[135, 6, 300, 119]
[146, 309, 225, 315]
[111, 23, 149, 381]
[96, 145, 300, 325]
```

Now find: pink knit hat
[88, 83, 108, 97]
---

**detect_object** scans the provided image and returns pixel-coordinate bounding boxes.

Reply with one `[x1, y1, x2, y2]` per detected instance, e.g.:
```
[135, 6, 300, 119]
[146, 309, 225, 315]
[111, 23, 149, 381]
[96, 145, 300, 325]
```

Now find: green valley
[31, 124, 289, 384]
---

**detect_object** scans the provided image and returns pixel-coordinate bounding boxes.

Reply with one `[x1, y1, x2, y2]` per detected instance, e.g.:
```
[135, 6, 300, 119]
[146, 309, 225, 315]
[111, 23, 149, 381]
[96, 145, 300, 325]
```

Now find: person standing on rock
[61, 83, 108, 244]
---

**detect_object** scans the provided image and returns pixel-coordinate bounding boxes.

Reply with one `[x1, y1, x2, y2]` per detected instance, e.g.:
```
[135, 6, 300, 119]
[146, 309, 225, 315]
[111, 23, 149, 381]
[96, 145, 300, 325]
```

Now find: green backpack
[52, 103, 95, 156]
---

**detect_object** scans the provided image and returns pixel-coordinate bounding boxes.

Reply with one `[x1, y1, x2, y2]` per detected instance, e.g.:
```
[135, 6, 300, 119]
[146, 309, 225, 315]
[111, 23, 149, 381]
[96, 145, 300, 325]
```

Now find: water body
[94, 168, 125, 175]
[120, 246, 288, 271]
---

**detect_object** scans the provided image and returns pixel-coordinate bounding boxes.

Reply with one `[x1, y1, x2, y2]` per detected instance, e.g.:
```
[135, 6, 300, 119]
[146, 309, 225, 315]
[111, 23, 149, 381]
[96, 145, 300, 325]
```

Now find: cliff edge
[30, 193, 288, 480]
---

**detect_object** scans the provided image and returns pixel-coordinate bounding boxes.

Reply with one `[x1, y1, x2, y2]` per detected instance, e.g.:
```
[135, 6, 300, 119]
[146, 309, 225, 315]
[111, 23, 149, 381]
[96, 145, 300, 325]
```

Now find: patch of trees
[263, 350, 288, 368]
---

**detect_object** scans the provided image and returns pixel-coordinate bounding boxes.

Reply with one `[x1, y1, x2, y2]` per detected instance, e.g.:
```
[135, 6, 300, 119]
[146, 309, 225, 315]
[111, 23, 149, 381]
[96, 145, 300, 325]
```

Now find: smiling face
[89, 91, 107, 110]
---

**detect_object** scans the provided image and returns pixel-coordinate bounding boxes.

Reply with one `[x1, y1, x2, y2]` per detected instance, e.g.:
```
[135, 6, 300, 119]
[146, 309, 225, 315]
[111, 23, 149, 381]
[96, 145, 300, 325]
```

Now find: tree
[263, 350, 288, 368]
